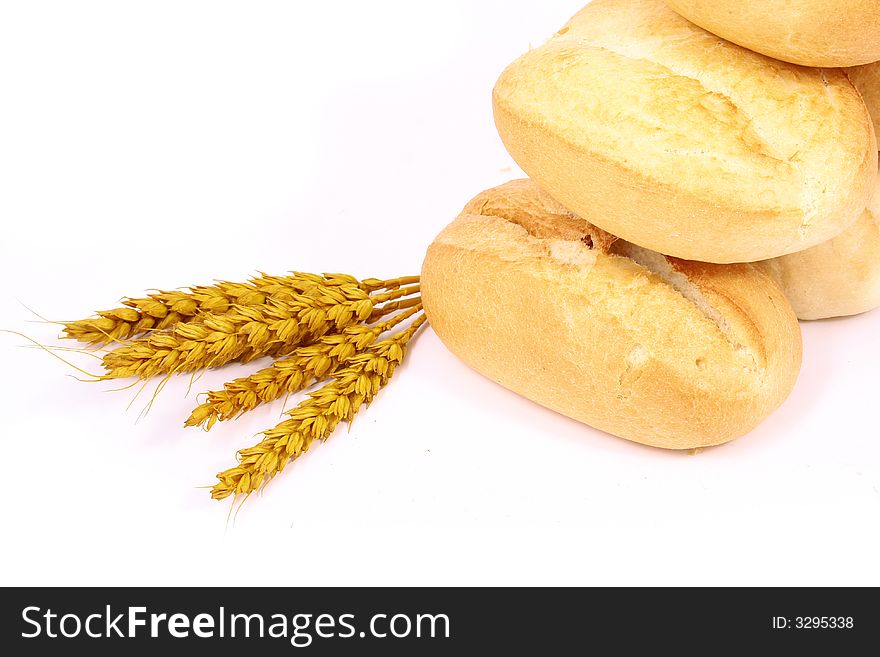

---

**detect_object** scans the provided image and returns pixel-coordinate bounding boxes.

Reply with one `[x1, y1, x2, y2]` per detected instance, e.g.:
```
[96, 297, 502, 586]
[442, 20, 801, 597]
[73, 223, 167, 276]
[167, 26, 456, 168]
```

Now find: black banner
[0, 587, 875, 654]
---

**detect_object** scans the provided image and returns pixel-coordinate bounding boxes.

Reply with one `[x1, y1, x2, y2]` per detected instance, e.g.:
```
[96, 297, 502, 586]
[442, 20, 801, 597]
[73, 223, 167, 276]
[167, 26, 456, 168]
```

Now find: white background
[1, 0, 878, 586]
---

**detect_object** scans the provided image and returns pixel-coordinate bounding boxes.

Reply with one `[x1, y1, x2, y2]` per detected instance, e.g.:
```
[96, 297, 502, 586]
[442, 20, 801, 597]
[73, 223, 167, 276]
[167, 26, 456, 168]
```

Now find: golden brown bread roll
[665, 0, 880, 67]
[760, 172, 880, 320]
[421, 180, 802, 450]
[492, 0, 877, 264]
[847, 62, 880, 150]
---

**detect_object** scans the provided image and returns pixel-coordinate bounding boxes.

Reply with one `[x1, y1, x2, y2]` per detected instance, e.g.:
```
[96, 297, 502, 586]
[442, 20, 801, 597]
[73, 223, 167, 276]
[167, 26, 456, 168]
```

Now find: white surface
[1, 0, 878, 587]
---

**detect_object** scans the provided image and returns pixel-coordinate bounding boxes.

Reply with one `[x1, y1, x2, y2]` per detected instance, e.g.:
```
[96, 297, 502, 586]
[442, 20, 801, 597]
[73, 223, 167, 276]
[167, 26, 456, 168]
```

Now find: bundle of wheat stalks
[61, 271, 426, 501]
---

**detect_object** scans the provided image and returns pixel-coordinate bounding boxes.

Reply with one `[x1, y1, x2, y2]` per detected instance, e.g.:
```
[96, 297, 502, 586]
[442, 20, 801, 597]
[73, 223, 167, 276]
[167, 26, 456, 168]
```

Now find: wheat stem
[361, 275, 420, 291]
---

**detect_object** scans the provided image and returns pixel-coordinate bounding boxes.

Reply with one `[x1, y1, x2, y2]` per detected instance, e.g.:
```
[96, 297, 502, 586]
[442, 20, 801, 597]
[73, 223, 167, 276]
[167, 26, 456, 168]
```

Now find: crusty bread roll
[760, 172, 880, 320]
[493, 0, 877, 264]
[421, 180, 802, 449]
[847, 62, 880, 150]
[665, 0, 880, 67]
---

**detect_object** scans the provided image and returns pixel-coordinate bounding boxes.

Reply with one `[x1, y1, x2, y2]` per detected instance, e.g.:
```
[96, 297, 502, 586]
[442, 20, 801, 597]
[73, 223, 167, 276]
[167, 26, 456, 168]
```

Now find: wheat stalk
[100, 283, 420, 380]
[186, 301, 423, 429]
[63, 273, 419, 345]
[211, 313, 426, 500]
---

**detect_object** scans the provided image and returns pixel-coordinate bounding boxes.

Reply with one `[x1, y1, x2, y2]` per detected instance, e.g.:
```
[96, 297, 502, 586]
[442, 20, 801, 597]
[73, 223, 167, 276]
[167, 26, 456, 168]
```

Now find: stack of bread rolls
[421, 0, 880, 449]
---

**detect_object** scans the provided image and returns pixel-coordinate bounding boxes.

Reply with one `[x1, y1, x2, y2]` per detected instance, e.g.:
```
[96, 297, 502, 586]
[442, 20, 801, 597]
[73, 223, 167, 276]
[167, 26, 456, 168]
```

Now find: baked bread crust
[493, 0, 877, 263]
[761, 172, 880, 319]
[665, 0, 880, 67]
[848, 62, 880, 151]
[421, 180, 803, 449]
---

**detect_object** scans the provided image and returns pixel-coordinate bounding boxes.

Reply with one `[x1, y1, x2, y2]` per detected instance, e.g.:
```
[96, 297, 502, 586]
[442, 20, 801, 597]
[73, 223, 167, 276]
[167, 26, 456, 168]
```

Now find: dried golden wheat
[211, 313, 426, 500]
[186, 302, 423, 429]
[100, 284, 420, 380]
[63, 273, 419, 345]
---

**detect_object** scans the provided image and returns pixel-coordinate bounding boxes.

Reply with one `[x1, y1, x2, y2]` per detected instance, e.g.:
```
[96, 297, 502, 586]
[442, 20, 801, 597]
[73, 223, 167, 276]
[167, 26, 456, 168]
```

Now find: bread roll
[847, 62, 880, 150]
[665, 0, 880, 67]
[421, 180, 802, 449]
[760, 172, 880, 320]
[493, 0, 877, 264]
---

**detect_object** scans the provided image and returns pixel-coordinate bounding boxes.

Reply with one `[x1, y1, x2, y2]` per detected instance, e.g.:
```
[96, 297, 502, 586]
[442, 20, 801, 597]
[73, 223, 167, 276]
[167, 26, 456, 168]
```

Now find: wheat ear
[100, 284, 420, 380]
[63, 273, 419, 345]
[210, 313, 426, 500]
[186, 302, 423, 429]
